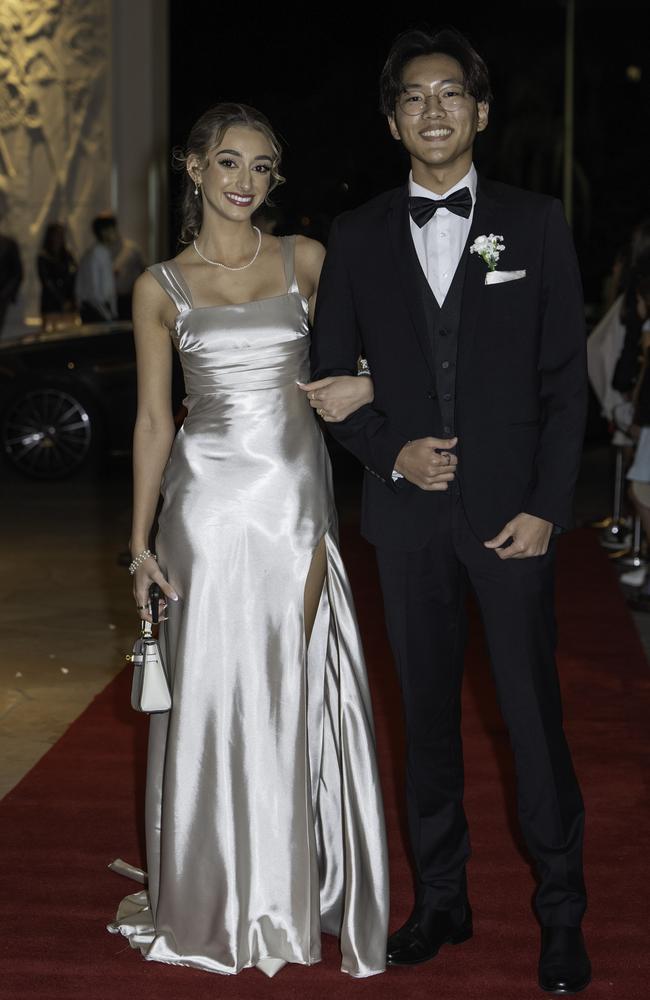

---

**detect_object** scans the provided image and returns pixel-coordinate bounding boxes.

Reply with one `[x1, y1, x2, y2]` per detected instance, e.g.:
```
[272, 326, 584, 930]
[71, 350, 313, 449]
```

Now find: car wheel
[1, 387, 96, 479]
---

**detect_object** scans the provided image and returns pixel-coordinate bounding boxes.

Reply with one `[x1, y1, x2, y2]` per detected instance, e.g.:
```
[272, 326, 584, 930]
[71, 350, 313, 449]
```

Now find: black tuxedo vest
[409, 236, 469, 441]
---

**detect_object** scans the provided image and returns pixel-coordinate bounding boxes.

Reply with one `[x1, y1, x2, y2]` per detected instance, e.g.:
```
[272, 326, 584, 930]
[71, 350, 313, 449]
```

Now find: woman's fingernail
[170, 593, 179, 601]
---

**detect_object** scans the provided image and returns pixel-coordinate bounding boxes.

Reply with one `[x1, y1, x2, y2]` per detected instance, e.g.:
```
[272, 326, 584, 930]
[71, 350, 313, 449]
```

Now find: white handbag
[126, 617, 171, 714]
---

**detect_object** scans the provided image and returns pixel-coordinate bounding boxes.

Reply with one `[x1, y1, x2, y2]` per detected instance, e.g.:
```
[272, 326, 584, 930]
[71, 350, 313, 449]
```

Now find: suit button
[441, 360, 450, 369]
[426, 390, 437, 400]
[443, 393, 452, 402]
[444, 424, 452, 434]
[439, 327, 449, 336]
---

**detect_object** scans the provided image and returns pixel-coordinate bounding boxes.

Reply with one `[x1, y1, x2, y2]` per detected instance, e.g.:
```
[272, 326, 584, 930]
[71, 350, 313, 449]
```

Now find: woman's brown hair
[174, 103, 285, 245]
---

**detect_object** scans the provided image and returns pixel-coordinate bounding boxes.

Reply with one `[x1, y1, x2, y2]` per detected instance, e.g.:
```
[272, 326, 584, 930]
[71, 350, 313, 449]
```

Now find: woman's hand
[297, 375, 374, 422]
[132, 556, 179, 623]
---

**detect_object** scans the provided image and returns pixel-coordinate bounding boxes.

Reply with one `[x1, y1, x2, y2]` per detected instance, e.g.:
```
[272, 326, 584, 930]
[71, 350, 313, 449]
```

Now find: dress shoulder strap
[146, 261, 193, 313]
[279, 235, 300, 295]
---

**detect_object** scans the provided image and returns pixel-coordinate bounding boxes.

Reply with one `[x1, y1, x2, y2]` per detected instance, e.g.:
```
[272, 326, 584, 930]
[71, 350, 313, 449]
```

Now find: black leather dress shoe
[387, 904, 473, 966]
[538, 927, 591, 994]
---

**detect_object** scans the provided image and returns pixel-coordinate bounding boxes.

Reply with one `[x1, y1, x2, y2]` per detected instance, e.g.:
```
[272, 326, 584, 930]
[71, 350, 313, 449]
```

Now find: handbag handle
[150, 583, 161, 626]
[127, 584, 162, 652]
[137, 584, 161, 640]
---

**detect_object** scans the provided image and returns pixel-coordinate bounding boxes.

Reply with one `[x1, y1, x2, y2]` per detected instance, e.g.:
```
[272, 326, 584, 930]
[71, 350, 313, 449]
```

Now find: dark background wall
[168, 0, 649, 305]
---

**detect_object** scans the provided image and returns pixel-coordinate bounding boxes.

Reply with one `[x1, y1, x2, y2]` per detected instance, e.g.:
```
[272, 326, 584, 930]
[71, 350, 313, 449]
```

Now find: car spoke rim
[3, 390, 92, 477]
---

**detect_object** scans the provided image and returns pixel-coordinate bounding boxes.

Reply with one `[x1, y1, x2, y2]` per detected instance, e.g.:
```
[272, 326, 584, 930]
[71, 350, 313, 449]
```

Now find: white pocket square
[485, 269, 526, 285]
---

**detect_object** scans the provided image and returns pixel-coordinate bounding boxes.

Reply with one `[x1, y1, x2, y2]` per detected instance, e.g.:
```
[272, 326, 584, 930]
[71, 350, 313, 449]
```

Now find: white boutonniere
[470, 233, 505, 271]
[469, 234, 526, 285]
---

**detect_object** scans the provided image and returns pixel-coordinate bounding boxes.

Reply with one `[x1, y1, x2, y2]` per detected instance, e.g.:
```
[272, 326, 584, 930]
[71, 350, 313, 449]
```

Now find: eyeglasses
[397, 85, 470, 116]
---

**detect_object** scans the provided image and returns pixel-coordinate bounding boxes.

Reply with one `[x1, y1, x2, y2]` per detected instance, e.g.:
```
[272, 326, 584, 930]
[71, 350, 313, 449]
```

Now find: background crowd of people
[588, 218, 650, 609]
[0, 215, 144, 336]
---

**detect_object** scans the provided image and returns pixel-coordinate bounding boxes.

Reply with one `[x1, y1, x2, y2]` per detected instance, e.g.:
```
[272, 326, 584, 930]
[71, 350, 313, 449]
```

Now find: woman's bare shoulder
[294, 234, 326, 264]
[132, 268, 176, 328]
[293, 235, 326, 287]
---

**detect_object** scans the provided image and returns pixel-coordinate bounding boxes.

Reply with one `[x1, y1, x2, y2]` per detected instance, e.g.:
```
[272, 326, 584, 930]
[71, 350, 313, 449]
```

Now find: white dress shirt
[409, 163, 477, 306]
[75, 242, 117, 319]
[112, 238, 145, 296]
[391, 165, 477, 481]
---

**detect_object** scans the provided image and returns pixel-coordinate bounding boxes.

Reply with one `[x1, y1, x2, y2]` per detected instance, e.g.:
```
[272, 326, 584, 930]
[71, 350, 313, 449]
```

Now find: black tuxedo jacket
[311, 177, 587, 550]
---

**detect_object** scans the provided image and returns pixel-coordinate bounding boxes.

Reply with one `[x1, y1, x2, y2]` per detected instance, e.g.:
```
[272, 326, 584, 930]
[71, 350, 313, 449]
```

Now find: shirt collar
[408, 163, 477, 204]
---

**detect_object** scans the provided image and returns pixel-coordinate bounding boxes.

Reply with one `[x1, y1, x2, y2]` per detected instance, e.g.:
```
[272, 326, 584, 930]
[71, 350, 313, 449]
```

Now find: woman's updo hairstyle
[174, 103, 285, 245]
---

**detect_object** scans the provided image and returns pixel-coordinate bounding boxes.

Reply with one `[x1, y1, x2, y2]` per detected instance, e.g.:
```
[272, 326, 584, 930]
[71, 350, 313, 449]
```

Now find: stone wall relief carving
[0, 0, 111, 331]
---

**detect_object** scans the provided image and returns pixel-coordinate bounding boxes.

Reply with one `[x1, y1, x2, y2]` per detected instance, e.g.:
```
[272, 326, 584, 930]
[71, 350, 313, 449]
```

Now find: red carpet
[1, 529, 648, 999]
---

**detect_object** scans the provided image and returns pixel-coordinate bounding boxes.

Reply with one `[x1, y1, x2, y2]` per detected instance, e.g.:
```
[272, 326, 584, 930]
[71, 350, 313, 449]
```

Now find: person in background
[37, 222, 77, 330]
[612, 249, 650, 604]
[75, 214, 118, 323]
[0, 230, 23, 336]
[587, 222, 650, 545]
[112, 226, 145, 319]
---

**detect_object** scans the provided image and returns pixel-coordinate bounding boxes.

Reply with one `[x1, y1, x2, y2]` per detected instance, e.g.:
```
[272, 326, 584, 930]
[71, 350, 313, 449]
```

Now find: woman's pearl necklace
[192, 227, 262, 271]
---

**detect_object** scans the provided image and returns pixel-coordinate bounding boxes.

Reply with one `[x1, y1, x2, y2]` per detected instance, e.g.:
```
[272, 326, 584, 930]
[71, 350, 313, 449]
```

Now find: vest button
[426, 390, 437, 400]
[443, 392, 452, 402]
[441, 360, 450, 369]
[439, 327, 449, 336]
[443, 424, 452, 434]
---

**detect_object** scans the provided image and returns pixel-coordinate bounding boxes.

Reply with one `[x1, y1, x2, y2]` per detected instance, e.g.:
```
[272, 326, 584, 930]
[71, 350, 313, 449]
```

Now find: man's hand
[394, 437, 458, 491]
[484, 513, 553, 559]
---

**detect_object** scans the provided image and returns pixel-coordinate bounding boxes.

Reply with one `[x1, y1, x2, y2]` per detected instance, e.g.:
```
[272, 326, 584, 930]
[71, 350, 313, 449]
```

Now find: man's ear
[388, 114, 401, 142]
[476, 102, 489, 134]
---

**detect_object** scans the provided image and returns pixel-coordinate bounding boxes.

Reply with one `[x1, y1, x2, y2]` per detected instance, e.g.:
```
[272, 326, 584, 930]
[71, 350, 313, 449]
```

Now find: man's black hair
[92, 214, 117, 241]
[379, 27, 493, 116]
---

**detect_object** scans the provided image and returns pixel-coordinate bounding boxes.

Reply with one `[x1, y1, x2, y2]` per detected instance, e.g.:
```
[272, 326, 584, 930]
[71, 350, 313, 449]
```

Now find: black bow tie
[408, 187, 473, 227]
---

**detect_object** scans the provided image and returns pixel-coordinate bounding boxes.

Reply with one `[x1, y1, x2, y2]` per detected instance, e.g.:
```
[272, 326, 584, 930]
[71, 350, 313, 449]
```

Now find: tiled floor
[1, 445, 647, 800]
[0, 462, 134, 798]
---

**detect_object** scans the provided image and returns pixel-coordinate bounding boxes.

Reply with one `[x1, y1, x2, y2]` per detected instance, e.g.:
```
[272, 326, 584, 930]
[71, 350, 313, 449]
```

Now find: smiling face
[188, 125, 274, 223]
[388, 52, 489, 190]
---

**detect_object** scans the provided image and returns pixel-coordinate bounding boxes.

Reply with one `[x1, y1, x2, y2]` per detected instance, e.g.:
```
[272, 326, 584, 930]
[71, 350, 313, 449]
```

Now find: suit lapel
[387, 187, 436, 377]
[458, 177, 501, 365]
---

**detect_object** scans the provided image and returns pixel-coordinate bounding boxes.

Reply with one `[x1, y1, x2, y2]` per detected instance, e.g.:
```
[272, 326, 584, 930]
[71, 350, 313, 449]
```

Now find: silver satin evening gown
[107, 236, 389, 976]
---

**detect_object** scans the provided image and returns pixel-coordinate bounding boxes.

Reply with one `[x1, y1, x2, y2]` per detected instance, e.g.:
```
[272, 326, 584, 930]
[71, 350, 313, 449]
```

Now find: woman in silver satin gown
[107, 104, 389, 978]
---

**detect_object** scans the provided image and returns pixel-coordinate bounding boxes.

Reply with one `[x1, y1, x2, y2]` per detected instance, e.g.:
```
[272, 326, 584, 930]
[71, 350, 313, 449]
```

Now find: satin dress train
[108, 237, 389, 976]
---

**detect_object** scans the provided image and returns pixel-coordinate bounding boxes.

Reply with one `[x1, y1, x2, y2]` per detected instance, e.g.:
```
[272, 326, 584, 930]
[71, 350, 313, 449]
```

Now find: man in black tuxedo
[310, 27, 590, 995]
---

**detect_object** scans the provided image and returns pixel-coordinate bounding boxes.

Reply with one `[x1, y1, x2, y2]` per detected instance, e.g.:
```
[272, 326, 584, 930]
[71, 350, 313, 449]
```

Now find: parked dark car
[0, 322, 183, 479]
[0, 321, 362, 484]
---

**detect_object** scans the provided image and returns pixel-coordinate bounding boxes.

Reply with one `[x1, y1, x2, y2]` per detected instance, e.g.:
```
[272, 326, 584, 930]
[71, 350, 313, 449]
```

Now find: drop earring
[194, 182, 200, 196]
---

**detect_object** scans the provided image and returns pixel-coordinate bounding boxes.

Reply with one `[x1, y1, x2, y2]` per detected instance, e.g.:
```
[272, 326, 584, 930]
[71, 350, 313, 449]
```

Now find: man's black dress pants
[375, 487, 586, 926]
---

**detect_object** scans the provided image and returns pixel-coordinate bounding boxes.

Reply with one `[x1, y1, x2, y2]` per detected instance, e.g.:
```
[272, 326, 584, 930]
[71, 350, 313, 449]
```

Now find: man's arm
[612, 286, 642, 394]
[311, 217, 410, 484]
[524, 198, 588, 530]
[484, 200, 586, 557]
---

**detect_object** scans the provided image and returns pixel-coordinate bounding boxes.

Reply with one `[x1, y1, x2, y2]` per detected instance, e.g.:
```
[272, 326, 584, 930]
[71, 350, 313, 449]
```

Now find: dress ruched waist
[180, 338, 309, 395]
